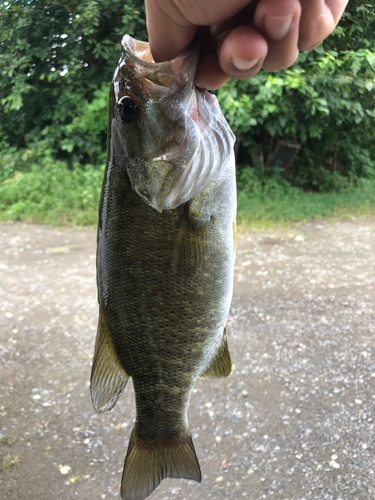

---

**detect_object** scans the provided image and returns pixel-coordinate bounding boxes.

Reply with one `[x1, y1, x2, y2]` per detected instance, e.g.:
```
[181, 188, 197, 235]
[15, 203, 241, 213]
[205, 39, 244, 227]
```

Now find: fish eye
[118, 96, 138, 123]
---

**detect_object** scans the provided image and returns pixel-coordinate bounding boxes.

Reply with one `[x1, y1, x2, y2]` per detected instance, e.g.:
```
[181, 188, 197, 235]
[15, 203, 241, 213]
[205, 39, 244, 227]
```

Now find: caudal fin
[121, 424, 201, 500]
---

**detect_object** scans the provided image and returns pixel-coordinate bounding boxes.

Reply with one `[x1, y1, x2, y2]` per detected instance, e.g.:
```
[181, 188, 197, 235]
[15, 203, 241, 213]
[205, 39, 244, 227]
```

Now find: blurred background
[0, 0, 374, 226]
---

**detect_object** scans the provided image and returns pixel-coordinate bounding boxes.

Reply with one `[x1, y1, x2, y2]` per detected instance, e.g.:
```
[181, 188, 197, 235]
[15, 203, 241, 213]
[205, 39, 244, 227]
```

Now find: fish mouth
[120, 35, 199, 91]
[125, 38, 154, 63]
[120, 36, 223, 160]
[117, 35, 203, 163]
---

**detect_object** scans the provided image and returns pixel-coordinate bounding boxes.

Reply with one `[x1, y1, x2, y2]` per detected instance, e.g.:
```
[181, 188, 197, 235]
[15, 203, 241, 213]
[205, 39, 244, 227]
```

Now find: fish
[90, 35, 237, 500]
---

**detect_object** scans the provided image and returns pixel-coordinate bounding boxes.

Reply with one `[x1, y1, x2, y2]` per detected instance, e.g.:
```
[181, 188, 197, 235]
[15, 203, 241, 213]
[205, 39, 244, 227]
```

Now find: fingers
[145, 0, 251, 62]
[194, 26, 230, 89]
[195, 50, 230, 90]
[208, 0, 300, 83]
[145, 0, 348, 89]
[217, 26, 267, 79]
[298, 0, 349, 51]
[195, 26, 267, 89]
[253, 0, 301, 71]
[212, 0, 347, 81]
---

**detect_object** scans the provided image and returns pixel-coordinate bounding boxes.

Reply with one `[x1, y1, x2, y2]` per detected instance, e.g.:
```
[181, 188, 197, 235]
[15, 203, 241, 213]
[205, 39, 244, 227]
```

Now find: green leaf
[366, 52, 375, 70]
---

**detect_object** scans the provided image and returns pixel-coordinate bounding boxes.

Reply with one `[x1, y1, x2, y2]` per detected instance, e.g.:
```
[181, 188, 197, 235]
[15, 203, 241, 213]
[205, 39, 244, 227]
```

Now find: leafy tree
[0, 0, 146, 165]
[1, 0, 374, 193]
[218, 0, 375, 191]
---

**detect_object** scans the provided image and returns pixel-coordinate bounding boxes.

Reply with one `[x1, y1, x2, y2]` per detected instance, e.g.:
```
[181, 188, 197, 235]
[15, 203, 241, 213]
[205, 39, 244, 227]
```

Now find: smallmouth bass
[91, 35, 236, 500]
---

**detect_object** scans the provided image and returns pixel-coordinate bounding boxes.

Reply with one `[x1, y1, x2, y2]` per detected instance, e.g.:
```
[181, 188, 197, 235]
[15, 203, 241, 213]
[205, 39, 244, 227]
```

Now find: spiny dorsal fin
[199, 327, 232, 379]
[90, 310, 129, 413]
[121, 424, 201, 500]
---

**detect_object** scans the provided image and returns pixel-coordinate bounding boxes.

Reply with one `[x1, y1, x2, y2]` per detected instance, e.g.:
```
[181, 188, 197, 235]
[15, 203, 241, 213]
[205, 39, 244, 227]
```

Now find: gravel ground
[0, 219, 374, 500]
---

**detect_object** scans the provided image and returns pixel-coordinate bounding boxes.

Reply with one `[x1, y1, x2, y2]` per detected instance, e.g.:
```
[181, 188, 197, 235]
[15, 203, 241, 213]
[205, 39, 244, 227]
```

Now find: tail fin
[121, 424, 201, 500]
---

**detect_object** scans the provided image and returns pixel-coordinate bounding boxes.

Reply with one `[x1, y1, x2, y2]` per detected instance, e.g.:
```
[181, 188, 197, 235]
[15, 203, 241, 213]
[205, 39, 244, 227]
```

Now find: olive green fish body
[91, 35, 236, 500]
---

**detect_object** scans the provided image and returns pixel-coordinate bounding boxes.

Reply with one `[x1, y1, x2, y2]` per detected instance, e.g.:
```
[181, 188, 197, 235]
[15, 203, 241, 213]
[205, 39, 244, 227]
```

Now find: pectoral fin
[199, 327, 232, 379]
[90, 310, 130, 413]
[171, 203, 208, 276]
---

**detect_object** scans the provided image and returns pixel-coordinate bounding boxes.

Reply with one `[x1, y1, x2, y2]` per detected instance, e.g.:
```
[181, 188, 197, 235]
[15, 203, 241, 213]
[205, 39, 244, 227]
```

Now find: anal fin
[90, 310, 130, 413]
[199, 326, 232, 379]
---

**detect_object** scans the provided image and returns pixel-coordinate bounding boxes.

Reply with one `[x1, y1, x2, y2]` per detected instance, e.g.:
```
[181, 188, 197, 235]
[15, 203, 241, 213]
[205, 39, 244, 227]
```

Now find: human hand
[145, 0, 348, 89]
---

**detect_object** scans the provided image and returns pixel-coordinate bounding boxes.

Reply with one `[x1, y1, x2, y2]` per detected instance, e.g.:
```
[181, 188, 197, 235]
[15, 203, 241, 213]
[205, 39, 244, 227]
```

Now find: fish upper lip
[120, 35, 199, 90]
[122, 34, 197, 69]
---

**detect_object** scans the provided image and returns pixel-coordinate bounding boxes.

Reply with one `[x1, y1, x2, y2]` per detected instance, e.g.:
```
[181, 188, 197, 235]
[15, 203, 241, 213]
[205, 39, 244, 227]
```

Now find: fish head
[109, 35, 235, 212]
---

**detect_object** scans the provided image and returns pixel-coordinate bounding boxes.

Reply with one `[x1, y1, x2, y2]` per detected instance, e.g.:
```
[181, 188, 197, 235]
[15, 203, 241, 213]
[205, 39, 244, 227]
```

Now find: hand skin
[145, 0, 348, 89]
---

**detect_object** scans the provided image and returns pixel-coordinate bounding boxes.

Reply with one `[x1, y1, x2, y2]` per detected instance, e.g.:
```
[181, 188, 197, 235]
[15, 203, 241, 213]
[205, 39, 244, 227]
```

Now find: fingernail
[232, 56, 260, 71]
[264, 15, 293, 40]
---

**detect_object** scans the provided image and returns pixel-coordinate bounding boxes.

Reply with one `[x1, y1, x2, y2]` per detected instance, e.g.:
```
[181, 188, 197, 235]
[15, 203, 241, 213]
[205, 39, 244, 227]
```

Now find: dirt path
[0, 219, 374, 500]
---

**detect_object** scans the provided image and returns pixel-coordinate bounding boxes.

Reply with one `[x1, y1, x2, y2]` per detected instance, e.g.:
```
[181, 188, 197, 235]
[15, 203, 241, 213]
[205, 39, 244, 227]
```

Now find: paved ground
[0, 219, 374, 500]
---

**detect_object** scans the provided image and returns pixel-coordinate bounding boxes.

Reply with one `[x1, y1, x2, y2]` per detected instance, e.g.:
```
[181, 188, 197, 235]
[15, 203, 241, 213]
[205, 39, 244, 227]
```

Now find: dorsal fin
[90, 310, 130, 413]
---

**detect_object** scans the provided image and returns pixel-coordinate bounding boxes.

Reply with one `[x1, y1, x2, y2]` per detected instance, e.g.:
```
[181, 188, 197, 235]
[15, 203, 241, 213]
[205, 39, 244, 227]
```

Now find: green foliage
[237, 167, 375, 225]
[218, 0, 375, 191]
[0, 157, 104, 225]
[2, 161, 375, 227]
[58, 84, 109, 164]
[326, 1, 375, 51]
[237, 163, 296, 199]
[0, 0, 145, 163]
[0, 0, 375, 226]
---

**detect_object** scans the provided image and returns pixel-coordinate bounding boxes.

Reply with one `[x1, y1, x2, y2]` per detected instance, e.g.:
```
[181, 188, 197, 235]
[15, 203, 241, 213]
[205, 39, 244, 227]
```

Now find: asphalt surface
[0, 219, 374, 500]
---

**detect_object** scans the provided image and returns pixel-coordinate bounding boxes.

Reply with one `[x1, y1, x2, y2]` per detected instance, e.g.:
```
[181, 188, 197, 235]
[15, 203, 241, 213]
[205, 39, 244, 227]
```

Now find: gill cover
[110, 35, 236, 212]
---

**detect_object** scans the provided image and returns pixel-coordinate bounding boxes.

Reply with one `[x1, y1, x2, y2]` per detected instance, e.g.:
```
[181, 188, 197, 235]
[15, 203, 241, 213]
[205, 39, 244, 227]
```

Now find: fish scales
[91, 35, 236, 500]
